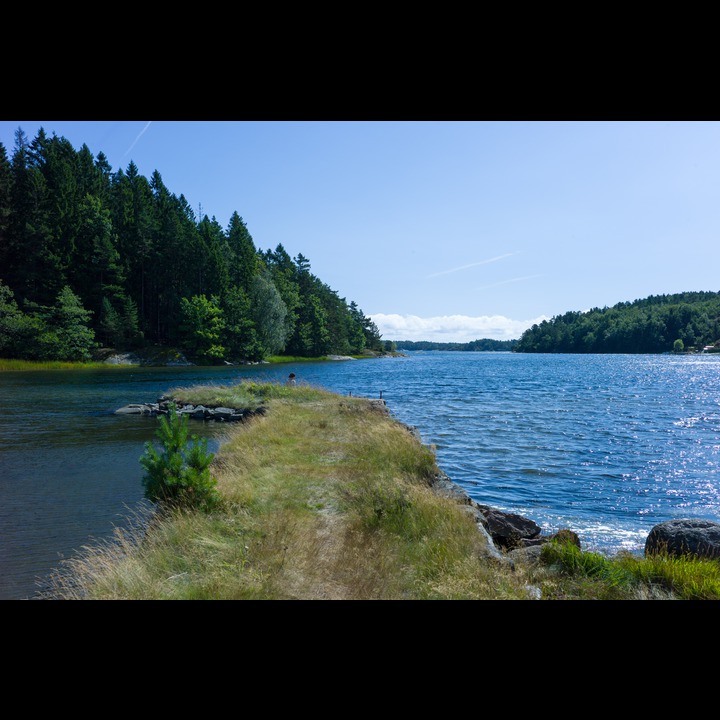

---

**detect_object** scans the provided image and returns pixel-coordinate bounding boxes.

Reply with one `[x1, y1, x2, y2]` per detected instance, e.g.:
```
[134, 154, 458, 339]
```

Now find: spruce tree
[0, 143, 12, 278]
[226, 211, 259, 292]
[111, 162, 155, 337]
[9, 128, 63, 305]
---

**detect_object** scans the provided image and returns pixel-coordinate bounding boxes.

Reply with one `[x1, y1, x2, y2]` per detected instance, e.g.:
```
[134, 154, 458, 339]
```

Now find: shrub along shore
[38, 378, 720, 600]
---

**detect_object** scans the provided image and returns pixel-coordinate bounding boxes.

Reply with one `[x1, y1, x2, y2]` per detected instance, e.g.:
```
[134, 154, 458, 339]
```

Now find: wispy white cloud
[426, 252, 519, 279]
[476, 274, 543, 290]
[369, 312, 548, 343]
[123, 121, 152, 157]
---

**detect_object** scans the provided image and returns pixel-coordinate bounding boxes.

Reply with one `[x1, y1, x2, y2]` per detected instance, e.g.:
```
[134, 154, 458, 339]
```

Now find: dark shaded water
[2, 353, 719, 599]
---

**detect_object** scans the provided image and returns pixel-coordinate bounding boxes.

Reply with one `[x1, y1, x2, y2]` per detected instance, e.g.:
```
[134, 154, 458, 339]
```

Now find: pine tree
[70, 193, 125, 325]
[100, 296, 124, 347]
[226, 211, 258, 292]
[140, 403, 218, 512]
[0, 142, 13, 279]
[195, 216, 230, 300]
[110, 162, 155, 337]
[8, 127, 63, 305]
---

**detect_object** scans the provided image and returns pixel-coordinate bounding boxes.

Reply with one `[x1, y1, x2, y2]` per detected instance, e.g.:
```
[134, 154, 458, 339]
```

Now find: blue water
[1, 352, 719, 599]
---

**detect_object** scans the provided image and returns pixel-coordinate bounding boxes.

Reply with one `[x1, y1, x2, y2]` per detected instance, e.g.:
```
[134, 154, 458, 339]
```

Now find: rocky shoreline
[402, 418, 720, 565]
[115, 397, 267, 423]
[98, 347, 375, 367]
[429, 466, 720, 565]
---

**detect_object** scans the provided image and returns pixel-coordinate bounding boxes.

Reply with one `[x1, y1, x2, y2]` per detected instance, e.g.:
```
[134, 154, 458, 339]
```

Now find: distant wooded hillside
[393, 339, 519, 352]
[514, 291, 720, 353]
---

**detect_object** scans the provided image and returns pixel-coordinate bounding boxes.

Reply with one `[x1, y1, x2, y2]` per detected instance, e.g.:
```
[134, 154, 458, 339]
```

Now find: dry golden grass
[45, 383, 542, 599]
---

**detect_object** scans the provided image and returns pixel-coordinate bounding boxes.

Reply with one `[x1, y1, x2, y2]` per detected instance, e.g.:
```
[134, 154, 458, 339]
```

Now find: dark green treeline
[394, 339, 518, 351]
[514, 291, 720, 354]
[0, 127, 383, 363]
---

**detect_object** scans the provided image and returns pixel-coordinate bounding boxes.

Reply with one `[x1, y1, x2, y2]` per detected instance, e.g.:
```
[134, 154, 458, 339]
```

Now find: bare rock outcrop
[115, 397, 266, 422]
[645, 518, 720, 560]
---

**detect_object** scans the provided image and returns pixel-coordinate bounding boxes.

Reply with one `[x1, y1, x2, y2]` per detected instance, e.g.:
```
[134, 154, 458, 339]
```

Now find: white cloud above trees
[369, 313, 548, 343]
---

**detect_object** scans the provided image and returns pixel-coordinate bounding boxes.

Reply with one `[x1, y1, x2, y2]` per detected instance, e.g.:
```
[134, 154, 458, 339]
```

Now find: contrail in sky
[426, 252, 518, 278]
[476, 274, 542, 290]
[123, 121, 152, 157]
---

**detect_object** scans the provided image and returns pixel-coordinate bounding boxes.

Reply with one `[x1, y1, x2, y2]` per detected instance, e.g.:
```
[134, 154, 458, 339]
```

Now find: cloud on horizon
[370, 313, 549, 343]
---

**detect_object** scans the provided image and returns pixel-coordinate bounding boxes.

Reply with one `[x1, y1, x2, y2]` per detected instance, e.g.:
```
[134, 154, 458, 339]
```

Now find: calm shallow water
[1, 353, 719, 599]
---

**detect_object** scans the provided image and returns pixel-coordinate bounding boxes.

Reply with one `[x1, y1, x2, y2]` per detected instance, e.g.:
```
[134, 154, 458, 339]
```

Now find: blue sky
[2, 120, 719, 343]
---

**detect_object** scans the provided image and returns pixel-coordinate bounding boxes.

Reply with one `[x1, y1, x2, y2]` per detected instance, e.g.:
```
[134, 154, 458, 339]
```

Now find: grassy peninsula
[44, 381, 720, 600]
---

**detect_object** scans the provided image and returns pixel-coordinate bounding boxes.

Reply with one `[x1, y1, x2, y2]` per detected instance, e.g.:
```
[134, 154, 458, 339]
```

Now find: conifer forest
[0, 128, 384, 363]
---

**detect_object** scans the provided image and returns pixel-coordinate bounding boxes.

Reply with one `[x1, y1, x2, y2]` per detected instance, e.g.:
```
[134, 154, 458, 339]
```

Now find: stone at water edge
[645, 518, 720, 559]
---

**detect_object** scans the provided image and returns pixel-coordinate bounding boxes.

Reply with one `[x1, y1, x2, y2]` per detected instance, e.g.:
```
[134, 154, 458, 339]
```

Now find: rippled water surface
[1, 353, 719, 599]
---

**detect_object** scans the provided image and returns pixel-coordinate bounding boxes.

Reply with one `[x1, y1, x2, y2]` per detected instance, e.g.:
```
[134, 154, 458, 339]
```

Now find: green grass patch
[535, 537, 720, 600]
[0, 358, 124, 371]
[613, 551, 720, 600]
[264, 355, 320, 364]
[163, 379, 333, 411]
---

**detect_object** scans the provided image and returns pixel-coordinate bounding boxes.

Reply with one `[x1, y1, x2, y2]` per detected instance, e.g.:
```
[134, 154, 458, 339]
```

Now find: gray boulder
[474, 503, 542, 550]
[645, 518, 720, 560]
[115, 403, 157, 415]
